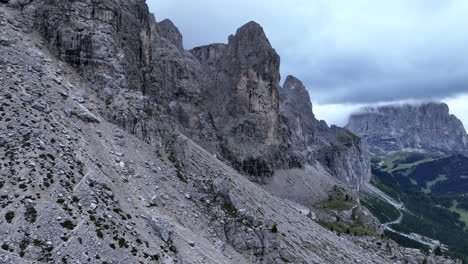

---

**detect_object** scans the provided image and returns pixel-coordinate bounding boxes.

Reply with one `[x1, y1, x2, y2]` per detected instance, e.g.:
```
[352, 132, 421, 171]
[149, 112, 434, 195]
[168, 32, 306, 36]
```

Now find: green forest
[363, 152, 468, 261]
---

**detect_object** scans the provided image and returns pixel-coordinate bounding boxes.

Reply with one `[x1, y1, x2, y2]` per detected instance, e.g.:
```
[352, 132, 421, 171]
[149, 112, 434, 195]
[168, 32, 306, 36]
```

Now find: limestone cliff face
[156, 19, 184, 50]
[20, 0, 201, 107]
[19, 0, 299, 180]
[346, 103, 468, 156]
[191, 22, 301, 180]
[279, 76, 316, 150]
[19, 0, 154, 92]
[18, 0, 209, 151]
[280, 76, 371, 187]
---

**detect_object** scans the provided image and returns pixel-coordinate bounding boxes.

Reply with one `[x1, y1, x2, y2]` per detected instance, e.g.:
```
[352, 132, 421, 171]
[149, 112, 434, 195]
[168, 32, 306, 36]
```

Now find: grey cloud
[304, 57, 468, 104]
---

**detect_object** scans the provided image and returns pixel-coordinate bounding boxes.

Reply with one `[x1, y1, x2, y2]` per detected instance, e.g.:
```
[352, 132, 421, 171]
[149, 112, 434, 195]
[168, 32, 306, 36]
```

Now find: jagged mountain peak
[283, 75, 306, 90]
[281, 75, 312, 112]
[157, 18, 184, 50]
[227, 20, 275, 57]
[191, 20, 277, 70]
[279, 75, 370, 187]
[232, 21, 268, 42]
[159, 18, 178, 27]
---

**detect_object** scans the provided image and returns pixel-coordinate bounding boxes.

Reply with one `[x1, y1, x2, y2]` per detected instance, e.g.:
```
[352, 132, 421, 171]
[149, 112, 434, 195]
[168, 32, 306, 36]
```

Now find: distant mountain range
[346, 103, 468, 156]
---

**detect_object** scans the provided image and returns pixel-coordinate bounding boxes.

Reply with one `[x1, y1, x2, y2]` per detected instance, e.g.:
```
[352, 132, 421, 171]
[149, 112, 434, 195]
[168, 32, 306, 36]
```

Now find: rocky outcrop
[157, 19, 184, 50]
[190, 22, 302, 181]
[19, 0, 200, 120]
[194, 21, 283, 149]
[279, 76, 316, 149]
[346, 103, 468, 156]
[20, 0, 155, 93]
[280, 76, 371, 187]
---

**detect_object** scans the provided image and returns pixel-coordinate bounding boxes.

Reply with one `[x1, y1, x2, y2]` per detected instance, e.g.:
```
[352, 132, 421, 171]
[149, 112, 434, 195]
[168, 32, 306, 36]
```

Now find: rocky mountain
[18, 0, 303, 182]
[0, 0, 462, 263]
[189, 21, 301, 182]
[279, 75, 370, 187]
[11, 0, 370, 186]
[346, 103, 468, 156]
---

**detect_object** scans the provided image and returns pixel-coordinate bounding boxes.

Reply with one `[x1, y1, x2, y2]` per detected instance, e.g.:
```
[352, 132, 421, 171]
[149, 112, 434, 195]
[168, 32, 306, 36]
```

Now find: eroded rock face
[190, 22, 302, 180]
[346, 103, 468, 156]
[279, 76, 316, 149]
[280, 76, 371, 187]
[21, 0, 154, 93]
[157, 19, 184, 50]
[27, 0, 300, 179]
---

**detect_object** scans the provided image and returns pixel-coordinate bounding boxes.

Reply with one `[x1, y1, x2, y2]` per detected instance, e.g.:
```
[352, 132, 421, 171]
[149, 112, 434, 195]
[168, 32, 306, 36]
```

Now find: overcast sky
[148, 0, 468, 129]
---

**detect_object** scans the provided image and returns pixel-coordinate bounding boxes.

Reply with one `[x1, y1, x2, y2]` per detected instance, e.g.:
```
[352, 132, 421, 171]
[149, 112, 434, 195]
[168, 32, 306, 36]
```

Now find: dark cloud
[305, 57, 468, 104]
[148, 0, 468, 105]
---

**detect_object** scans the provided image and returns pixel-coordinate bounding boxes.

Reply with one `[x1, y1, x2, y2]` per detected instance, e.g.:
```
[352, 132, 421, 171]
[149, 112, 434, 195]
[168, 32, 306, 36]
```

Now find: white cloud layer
[443, 94, 468, 131]
[314, 93, 468, 130]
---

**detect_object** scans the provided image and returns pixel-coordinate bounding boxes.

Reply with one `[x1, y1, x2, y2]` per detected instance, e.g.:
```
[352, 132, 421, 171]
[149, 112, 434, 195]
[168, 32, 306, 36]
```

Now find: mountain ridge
[280, 75, 371, 187]
[346, 102, 468, 156]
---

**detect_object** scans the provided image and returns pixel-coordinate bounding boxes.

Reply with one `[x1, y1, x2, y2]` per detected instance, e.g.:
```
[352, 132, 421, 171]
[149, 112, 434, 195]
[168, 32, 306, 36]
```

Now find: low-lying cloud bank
[314, 93, 468, 130]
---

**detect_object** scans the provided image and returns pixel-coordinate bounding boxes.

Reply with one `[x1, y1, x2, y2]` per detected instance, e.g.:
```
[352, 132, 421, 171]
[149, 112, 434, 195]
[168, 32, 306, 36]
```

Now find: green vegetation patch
[450, 200, 468, 229]
[422, 175, 448, 193]
[384, 230, 425, 250]
[271, 224, 278, 233]
[338, 133, 360, 145]
[375, 152, 437, 176]
[143, 108, 154, 117]
[60, 220, 76, 230]
[372, 153, 468, 195]
[316, 221, 379, 237]
[5, 211, 15, 223]
[24, 207, 37, 223]
[360, 193, 400, 224]
[372, 174, 468, 260]
[324, 145, 346, 152]
[323, 200, 355, 211]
